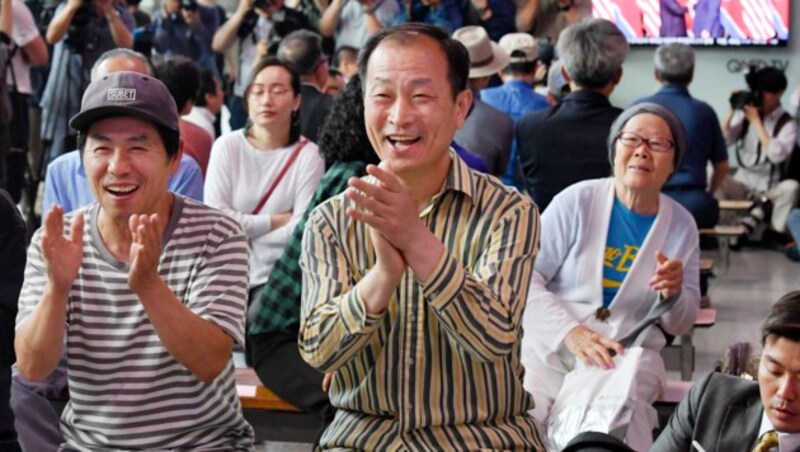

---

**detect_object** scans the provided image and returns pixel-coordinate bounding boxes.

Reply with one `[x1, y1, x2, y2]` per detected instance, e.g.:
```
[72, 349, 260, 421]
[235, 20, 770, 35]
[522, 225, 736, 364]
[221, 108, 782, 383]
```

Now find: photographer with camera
[153, 0, 218, 78]
[720, 66, 799, 242]
[39, 0, 134, 168]
[212, 0, 309, 130]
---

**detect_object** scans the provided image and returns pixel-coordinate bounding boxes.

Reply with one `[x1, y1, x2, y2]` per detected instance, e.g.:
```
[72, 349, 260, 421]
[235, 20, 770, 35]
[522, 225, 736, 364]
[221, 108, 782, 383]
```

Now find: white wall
[609, 4, 800, 118]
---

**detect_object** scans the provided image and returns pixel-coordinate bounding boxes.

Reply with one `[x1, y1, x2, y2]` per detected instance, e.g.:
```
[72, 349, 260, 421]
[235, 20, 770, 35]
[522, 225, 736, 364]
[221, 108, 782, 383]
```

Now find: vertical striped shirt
[16, 196, 255, 450]
[299, 154, 545, 450]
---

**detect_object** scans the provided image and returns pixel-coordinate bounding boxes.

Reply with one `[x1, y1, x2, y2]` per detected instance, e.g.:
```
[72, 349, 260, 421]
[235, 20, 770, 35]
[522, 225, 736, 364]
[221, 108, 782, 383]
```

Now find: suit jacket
[300, 84, 333, 143]
[454, 98, 513, 177]
[516, 90, 620, 212]
[693, 0, 723, 38]
[660, 0, 688, 37]
[651, 372, 762, 452]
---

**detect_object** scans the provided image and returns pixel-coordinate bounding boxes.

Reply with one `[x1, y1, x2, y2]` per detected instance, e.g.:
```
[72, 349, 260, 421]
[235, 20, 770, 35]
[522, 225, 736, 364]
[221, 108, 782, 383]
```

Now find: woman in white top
[205, 57, 325, 314]
[521, 103, 700, 451]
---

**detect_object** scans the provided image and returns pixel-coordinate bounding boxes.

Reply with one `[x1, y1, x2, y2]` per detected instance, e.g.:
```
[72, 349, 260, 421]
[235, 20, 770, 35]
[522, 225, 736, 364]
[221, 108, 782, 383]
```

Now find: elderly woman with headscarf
[521, 103, 700, 450]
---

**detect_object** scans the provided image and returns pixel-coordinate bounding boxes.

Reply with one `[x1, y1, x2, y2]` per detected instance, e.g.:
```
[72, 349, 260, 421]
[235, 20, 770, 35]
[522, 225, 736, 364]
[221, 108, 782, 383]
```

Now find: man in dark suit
[452, 26, 514, 178]
[653, 290, 800, 451]
[278, 29, 333, 143]
[515, 18, 627, 211]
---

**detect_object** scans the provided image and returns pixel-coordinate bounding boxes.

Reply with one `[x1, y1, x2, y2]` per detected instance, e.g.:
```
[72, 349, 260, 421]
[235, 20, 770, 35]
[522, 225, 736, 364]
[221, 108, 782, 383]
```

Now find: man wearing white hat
[452, 25, 514, 178]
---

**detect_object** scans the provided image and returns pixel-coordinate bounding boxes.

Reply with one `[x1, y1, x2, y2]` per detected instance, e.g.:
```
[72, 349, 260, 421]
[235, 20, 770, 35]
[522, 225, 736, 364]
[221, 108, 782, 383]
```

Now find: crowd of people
[2, 0, 800, 450]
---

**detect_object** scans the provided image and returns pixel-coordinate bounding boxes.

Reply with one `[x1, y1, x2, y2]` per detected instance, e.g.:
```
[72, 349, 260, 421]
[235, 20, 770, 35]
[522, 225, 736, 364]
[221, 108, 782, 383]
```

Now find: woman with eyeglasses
[520, 103, 700, 451]
[205, 57, 325, 326]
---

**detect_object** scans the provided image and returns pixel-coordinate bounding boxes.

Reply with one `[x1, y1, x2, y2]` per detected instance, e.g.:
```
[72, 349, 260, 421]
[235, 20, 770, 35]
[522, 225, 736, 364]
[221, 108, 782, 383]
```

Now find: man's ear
[454, 88, 473, 129]
[612, 67, 623, 85]
[560, 65, 571, 84]
[169, 139, 184, 176]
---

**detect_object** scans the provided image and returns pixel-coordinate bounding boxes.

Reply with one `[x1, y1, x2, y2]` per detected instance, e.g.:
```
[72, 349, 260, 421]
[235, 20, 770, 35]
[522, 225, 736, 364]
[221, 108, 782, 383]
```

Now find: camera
[133, 24, 155, 56]
[64, 1, 94, 53]
[729, 90, 762, 110]
[728, 66, 767, 110]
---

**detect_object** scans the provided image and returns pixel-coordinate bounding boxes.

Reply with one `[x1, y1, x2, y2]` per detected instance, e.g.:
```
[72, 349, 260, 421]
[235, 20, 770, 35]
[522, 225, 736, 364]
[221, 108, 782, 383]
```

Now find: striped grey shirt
[16, 196, 254, 450]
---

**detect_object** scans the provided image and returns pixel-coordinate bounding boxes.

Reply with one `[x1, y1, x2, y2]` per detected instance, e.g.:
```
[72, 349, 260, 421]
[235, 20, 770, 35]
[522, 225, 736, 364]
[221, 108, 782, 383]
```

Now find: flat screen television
[590, 0, 790, 46]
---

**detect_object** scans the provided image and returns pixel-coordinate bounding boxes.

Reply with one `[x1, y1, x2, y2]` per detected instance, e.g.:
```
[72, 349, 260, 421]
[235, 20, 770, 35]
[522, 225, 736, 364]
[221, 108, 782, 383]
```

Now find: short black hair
[504, 51, 537, 76]
[194, 69, 218, 107]
[77, 115, 180, 159]
[154, 56, 200, 112]
[762, 291, 800, 345]
[357, 23, 469, 100]
[753, 67, 787, 94]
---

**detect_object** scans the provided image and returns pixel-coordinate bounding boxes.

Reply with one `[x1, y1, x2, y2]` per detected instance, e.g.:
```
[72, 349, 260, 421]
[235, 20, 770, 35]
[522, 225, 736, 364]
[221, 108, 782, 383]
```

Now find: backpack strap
[769, 112, 794, 185]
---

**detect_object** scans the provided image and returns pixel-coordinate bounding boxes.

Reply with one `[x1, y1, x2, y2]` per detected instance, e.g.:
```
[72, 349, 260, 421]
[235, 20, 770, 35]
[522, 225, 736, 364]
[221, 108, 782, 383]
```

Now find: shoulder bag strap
[251, 137, 308, 215]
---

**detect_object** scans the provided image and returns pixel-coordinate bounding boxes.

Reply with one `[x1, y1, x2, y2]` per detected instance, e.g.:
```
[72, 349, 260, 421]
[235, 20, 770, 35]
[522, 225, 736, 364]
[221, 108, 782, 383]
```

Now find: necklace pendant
[595, 307, 611, 321]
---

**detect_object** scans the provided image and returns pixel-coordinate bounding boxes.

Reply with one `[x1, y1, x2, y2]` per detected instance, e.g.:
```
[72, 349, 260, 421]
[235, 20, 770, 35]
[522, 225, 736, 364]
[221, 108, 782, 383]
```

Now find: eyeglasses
[615, 131, 674, 153]
[250, 85, 292, 98]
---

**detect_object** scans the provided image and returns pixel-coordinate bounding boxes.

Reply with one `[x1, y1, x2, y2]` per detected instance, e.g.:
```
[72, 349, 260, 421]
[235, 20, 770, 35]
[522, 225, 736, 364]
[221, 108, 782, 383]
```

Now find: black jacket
[516, 90, 621, 212]
[0, 188, 25, 371]
[299, 84, 332, 144]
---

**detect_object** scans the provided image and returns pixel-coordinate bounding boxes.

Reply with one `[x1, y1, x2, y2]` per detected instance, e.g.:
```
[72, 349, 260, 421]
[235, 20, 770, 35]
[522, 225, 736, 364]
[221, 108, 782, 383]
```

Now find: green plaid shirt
[248, 161, 368, 335]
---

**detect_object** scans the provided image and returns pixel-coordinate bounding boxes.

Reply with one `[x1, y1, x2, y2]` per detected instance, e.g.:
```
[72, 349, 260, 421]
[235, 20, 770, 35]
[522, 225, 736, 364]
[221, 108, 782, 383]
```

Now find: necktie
[753, 430, 779, 452]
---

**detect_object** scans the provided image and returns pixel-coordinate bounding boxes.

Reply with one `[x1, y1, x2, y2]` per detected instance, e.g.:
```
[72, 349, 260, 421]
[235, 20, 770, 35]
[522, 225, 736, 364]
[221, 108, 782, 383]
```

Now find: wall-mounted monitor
[591, 0, 790, 46]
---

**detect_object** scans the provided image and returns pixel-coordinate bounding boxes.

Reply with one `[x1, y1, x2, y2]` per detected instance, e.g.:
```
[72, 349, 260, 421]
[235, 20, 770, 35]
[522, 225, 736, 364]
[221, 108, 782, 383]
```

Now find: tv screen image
[590, 0, 790, 46]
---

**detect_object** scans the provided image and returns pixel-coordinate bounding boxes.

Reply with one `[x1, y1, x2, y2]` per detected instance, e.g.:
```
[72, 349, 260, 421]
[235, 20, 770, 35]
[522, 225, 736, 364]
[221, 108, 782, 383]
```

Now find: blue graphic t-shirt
[602, 197, 656, 308]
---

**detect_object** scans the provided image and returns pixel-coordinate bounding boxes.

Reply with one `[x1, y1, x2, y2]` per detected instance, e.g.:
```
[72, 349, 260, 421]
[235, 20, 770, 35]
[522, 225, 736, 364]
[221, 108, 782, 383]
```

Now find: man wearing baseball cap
[482, 32, 548, 122]
[14, 72, 254, 450]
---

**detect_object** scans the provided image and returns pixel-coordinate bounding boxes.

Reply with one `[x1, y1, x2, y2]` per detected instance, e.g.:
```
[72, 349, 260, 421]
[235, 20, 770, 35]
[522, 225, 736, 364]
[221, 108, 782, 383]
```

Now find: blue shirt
[602, 197, 655, 308]
[635, 85, 728, 189]
[42, 150, 205, 214]
[481, 80, 549, 123]
[481, 80, 549, 189]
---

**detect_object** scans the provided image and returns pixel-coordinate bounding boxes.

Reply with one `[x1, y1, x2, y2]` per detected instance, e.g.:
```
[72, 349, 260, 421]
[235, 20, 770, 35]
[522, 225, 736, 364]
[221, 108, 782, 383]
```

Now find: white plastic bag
[545, 346, 657, 451]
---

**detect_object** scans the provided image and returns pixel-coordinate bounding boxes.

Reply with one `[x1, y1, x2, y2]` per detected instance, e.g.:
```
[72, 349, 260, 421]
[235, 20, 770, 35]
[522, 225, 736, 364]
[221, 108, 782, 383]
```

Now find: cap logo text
[107, 88, 136, 102]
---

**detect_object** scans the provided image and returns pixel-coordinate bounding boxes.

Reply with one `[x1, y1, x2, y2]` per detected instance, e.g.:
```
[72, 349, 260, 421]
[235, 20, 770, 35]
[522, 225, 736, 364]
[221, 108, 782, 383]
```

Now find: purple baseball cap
[69, 71, 179, 133]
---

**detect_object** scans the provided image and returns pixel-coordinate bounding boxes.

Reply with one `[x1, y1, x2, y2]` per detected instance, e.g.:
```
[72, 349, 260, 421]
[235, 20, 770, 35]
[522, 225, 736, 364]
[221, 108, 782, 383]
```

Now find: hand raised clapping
[128, 214, 164, 292]
[41, 206, 84, 294]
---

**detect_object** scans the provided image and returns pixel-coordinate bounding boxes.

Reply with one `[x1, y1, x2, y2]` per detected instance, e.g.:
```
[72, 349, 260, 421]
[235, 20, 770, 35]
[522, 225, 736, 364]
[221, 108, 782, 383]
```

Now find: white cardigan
[522, 178, 700, 373]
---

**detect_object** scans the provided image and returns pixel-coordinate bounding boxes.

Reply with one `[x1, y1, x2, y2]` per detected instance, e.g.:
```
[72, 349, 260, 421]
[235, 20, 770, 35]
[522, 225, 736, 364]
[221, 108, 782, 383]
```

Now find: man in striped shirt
[299, 23, 545, 450]
[14, 72, 254, 450]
